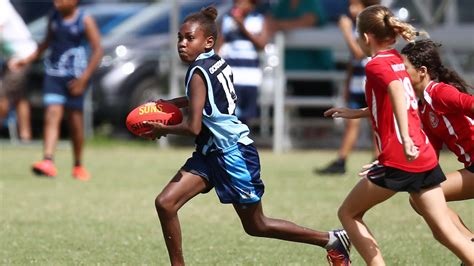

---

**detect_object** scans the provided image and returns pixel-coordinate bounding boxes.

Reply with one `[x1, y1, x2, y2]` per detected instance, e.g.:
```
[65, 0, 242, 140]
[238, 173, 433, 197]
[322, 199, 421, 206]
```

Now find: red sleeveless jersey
[419, 81, 474, 167]
[365, 49, 438, 172]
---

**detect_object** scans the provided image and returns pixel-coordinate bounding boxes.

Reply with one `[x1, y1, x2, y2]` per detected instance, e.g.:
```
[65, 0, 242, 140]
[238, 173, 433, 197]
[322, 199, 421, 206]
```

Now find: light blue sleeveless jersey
[185, 50, 253, 155]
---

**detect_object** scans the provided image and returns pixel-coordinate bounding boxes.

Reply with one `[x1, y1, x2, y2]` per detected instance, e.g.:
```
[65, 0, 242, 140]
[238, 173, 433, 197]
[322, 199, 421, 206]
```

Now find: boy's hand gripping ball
[125, 101, 183, 136]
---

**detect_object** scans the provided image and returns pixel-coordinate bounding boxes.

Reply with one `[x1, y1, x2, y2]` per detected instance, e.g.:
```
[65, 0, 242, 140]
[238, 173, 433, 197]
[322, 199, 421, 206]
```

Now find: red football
[125, 101, 183, 136]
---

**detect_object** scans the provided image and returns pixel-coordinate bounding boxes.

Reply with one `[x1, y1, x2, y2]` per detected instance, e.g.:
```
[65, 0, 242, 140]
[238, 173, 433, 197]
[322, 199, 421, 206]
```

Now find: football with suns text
[126, 101, 183, 136]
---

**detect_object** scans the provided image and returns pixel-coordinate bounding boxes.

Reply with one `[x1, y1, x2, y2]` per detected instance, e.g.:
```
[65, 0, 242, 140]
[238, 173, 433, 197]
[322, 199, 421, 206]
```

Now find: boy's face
[54, 0, 78, 14]
[177, 21, 214, 63]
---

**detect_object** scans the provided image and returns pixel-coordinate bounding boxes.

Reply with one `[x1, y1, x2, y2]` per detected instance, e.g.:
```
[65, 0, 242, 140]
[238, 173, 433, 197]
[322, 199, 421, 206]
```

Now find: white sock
[325, 231, 337, 250]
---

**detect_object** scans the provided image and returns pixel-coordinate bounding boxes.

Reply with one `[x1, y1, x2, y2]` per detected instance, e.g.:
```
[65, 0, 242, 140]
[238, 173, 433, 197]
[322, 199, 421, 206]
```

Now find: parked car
[91, 0, 230, 130]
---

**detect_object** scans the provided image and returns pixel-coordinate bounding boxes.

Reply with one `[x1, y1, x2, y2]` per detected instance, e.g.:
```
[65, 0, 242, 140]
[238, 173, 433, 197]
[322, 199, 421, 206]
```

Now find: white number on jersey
[217, 65, 237, 114]
[393, 77, 419, 144]
[402, 77, 418, 110]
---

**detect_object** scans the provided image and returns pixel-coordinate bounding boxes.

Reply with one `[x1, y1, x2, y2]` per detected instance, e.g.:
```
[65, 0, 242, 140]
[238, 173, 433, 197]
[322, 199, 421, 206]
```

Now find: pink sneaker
[72, 166, 91, 181]
[32, 160, 57, 177]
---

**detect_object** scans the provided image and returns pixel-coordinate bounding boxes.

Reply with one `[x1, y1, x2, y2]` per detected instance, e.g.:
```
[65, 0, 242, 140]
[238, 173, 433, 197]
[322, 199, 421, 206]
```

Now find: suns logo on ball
[138, 103, 164, 115]
[429, 111, 439, 128]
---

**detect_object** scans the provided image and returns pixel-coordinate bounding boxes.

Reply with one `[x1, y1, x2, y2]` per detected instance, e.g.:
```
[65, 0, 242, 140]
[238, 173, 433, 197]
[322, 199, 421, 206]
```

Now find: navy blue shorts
[43, 75, 88, 111]
[367, 163, 446, 193]
[182, 143, 265, 204]
[348, 92, 367, 109]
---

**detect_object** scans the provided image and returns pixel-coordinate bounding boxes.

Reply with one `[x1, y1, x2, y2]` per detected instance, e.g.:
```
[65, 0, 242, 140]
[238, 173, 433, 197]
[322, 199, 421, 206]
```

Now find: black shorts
[367, 163, 446, 192]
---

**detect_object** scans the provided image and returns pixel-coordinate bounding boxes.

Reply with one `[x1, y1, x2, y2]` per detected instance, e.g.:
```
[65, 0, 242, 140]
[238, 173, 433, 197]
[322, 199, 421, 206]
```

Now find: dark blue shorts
[182, 143, 265, 204]
[348, 92, 367, 109]
[43, 75, 87, 111]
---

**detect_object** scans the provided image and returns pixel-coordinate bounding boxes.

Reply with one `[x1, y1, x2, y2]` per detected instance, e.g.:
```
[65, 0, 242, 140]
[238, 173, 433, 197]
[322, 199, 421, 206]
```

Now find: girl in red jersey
[401, 39, 474, 240]
[324, 5, 474, 265]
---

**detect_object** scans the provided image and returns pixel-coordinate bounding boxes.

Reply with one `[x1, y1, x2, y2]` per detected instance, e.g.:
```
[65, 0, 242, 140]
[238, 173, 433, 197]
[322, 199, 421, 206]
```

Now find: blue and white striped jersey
[219, 11, 264, 87]
[45, 9, 88, 78]
[185, 50, 253, 155]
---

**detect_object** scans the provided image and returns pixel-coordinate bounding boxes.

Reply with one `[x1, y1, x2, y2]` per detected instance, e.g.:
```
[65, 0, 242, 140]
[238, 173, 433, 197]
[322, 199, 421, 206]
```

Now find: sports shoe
[72, 166, 91, 181]
[316, 159, 346, 175]
[32, 160, 57, 177]
[327, 229, 351, 266]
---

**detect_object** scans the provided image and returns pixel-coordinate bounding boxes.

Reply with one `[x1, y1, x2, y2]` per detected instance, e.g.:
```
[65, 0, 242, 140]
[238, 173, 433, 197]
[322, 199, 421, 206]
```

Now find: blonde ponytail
[357, 5, 421, 43]
[384, 14, 416, 42]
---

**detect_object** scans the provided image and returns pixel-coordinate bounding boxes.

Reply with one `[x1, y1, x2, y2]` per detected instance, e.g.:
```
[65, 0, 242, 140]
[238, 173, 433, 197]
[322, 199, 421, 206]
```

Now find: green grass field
[1, 141, 472, 265]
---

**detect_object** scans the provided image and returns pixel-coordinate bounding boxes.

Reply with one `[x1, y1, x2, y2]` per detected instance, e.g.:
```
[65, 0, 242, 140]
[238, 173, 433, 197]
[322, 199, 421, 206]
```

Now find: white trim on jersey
[442, 115, 471, 163]
[371, 88, 378, 128]
[467, 116, 474, 126]
[373, 54, 394, 59]
[370, 88, 383, 152]
[393, 114, 403, 144]
[423, 81, 436, 110]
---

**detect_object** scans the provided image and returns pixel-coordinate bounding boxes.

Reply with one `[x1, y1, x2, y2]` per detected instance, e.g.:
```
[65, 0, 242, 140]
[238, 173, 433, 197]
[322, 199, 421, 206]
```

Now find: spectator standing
[13, 0, 103, 180]
[316, 0, 380, 175]
[216, 0, 271, 125]
[0, 0, 37, 141]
